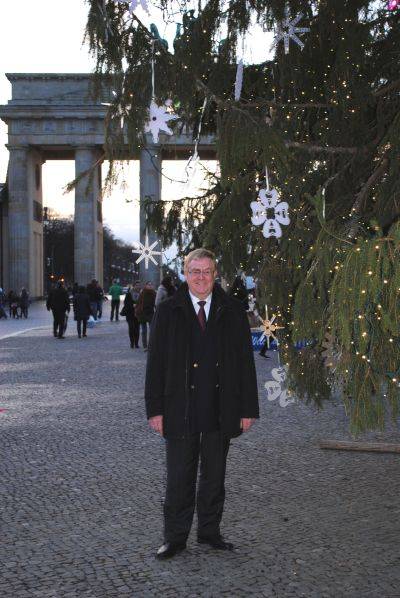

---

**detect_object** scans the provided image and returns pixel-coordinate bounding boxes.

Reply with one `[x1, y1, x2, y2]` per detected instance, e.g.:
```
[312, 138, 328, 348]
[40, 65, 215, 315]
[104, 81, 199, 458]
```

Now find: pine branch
[285, 142, 359, 155]
[347, 157, 390, 238]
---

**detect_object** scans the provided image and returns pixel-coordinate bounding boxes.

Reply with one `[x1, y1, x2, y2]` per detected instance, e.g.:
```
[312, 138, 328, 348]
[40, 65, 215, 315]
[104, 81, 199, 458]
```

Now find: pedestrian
[122, 288, 139, 348]
[258, 337, 271, 359]
[19, 288, 29, 319]
[46, 281, 70, 339]
[73, 286, 92, 338]
[155, 276, 176, 307]
[0, 287, 7, 319]
[145, 248, 259, 559]
[8, 290, 19, 318]
[109, 279, 123, 321]
[96, 281, 104, 319]
[87, 279, 99, 321]
[135, 281, 156, 350]
[71, 282, 79, 300]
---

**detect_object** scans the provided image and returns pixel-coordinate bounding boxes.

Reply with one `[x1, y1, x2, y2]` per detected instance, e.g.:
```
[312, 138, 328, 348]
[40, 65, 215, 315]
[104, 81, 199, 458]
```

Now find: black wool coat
[46, 287, 70, 315]
[145, 282, 259, 439]
[73, 293, 92, 320]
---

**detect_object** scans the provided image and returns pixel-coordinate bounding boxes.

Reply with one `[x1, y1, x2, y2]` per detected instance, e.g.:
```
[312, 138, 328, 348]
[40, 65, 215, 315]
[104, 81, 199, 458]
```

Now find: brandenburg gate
[0, 74, 215, 297]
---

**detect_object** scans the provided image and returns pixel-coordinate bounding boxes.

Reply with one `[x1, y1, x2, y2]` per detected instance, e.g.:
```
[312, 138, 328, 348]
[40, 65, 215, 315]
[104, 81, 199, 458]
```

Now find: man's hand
[241, 418, 256, 432]
[149, 415, 163, 435]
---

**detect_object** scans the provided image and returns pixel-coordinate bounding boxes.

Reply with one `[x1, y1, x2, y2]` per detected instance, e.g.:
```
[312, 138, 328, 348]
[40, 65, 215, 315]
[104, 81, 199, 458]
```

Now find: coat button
[193, 363, 199, 368]
[190, 384, 195, 389]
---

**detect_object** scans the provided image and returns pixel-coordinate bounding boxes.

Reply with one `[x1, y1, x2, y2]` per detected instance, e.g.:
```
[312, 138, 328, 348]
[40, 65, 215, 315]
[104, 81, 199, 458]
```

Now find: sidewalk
[1, 319, 399, 597]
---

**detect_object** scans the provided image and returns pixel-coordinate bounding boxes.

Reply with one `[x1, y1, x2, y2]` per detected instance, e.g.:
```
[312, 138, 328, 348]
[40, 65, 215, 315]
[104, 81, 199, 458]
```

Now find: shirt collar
[189, 290, 212, 307]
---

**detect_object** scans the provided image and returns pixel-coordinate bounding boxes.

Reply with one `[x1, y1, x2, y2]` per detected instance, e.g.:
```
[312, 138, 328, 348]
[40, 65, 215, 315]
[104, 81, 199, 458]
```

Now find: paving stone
[0, 302, 399, 597]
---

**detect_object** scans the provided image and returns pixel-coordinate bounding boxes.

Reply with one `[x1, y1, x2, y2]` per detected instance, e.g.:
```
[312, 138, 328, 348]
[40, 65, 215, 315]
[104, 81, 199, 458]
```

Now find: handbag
[120, 305, 127, 317]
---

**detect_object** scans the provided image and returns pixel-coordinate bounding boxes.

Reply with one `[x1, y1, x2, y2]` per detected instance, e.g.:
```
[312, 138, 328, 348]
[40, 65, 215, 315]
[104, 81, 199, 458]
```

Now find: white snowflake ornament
[250, 188, 290, 239]
[265, 367, 296, 408]
[272, 11, 310, 55]
[133, 233, 162, 269]
[145, 100, 179, 144]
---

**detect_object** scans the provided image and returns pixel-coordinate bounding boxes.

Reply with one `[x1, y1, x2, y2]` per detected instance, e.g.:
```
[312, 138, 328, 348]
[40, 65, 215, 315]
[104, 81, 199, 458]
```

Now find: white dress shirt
[189, 290, 212, 321]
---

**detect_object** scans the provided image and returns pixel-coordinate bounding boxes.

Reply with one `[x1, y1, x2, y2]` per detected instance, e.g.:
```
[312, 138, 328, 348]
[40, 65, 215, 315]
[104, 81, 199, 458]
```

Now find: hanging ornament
[145, 40, 179, 144]
[183, 96, 208, 187]
[264, 367, 296, 408]
[145, 100, 178, 143]
[258, 305, 284, 347]
[133, 232, 162, 269]
[234, 59, 244, 102]
[251, 184, 290, 239]
[272, 9, 310, 55]
[116, 0, 150, 14]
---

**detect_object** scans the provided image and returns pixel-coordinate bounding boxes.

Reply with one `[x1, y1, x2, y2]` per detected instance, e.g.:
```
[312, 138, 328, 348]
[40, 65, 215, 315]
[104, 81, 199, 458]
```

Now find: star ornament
[133, 234, 162, 269]
[258, 306, 284, 345]
[250, 187, 290, 238]
[273, 11, 310, 55]
[145, 100, 179, 144]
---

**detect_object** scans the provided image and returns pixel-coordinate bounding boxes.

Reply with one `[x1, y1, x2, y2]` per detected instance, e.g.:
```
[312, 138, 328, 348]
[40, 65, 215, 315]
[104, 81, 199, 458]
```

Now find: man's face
[185, 258, 216, 299]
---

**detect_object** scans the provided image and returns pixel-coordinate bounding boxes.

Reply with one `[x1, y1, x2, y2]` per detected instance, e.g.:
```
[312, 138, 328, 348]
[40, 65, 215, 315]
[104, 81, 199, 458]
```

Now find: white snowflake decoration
[145, 100, 179, 144]
[265, 367, 296, 408]
[272, 11, 310, 55]
[133, 233, 162, 269]
[116, 0, 150, 14]
[250, 188, 290, 239]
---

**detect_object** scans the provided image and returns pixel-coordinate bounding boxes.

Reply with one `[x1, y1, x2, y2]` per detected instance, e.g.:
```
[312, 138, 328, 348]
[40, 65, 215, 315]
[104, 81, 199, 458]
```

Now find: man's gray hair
[184, 248, 217, 271]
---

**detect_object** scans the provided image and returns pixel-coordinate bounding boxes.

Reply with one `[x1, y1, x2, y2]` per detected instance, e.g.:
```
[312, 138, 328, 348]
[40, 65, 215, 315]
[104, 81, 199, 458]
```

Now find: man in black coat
[46, 281, 70, 339]
[145, 248, 259, 559]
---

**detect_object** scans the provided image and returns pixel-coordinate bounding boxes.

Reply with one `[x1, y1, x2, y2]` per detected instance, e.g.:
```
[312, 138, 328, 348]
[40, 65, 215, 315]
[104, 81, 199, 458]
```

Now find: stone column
[7, 145, 44, 297]
[139, 146, 162, 287]
[74, 147, 103, 286]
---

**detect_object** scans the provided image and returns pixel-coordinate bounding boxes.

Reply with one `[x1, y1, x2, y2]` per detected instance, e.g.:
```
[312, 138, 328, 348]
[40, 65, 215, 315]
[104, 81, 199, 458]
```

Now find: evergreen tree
[85, 0, 400, 432]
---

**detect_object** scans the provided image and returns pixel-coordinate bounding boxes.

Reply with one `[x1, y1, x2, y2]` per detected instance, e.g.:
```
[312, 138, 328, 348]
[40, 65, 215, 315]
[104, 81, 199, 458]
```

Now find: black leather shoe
[198, 536, 234, 551]
[156, 542, 186, 559]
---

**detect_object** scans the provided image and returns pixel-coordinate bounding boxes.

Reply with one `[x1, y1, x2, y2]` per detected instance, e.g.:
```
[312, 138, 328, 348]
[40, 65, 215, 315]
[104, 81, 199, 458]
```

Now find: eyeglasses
[188, 269, 214, 277]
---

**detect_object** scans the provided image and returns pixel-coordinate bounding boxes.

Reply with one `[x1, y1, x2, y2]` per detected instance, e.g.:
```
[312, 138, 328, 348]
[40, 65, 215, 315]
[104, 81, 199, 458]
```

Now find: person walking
[73, 286, 92, 338]
[87, 279, 99, 321]
[95, 281, 104, 320]
[0, 288, 7, 319]
[46, 281, 70, 339]
[19, 288, 29, 319]
[7, 290, 18, 318]
[109, 279, 123, 322]
[122, 288, 139, 348]
[155, 276, 176, 307]
[135, 281, 156, 350]
[145, 248, 259, 559]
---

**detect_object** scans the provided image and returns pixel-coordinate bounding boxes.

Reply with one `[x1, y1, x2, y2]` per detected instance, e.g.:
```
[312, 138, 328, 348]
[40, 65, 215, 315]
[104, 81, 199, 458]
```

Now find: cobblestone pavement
[0, 301, 51, 340]
[1, 304, 400, 597]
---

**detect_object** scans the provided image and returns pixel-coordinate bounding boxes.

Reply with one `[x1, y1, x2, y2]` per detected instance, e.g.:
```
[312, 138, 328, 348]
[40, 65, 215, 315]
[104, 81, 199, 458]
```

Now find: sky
[0, 0, 219, 258]
[0, 0, 270, 258]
